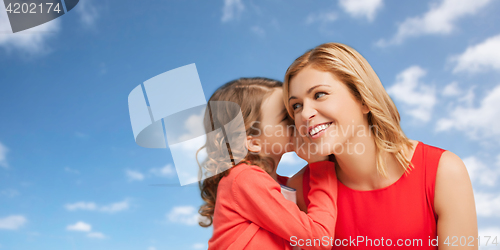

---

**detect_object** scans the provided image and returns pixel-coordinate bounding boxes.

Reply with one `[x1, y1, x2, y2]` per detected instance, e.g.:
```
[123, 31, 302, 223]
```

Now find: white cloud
[99, 200, 129, 213]
[87, 231, 106, 239]
[443, 84, 476, 107]
[148, 247, 157, 250]
[0, 3, 60, 55]
[65, 199, 129, 213]
[176, 109, 205, 144]
[65, 202, 97, 211]
[167, 108, 205, 151]
[126, 170, 144, 181]
[306, 11, 338, 25]
[387, 66, 436, 122]
[436, 84, 500, 140]
[167, 206, 202, 226]
[377, 0, 492, 46]
[221, 0, 245, 22]
[150, 164, 175, 177]
[458, 87, 476, 107]
[0, 215, 27, 230]
[0, 141, 9, 168]
[338, 0, 383, 22]
[192, 243, 206, 249]
[167, 109, 207, 171]
[66, 221, 92, 232]
[67, 221, 107, 239]
[463, 156, 499, 187]
[75, 0, 99, 27]
[451, 34, 500, 74]
[173, 132, 207, 156]
[1, 188, 20, 197]
[250, 26, 265, 37]
[442, 82, 461, 97]
[475, 192, 500, 217]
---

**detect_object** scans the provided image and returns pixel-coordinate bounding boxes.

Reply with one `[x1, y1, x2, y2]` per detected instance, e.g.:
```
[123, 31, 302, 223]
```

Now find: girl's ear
[246, 136, 261, 153]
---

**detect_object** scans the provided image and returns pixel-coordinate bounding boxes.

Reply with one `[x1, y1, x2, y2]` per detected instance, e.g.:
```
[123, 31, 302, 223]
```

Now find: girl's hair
[283, 43, 413, 177]
[198, 77, 283, 227]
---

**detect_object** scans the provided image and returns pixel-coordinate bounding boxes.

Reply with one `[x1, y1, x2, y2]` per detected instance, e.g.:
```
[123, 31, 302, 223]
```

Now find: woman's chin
[315, 137, 345, 155]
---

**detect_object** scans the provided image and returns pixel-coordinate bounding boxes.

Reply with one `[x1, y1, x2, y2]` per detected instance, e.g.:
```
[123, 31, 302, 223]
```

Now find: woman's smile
[308, 122, 333, 139]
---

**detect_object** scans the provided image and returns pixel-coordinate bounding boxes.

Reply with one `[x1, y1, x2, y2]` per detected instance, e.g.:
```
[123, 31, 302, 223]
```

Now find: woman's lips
[308, 122, 333, 139]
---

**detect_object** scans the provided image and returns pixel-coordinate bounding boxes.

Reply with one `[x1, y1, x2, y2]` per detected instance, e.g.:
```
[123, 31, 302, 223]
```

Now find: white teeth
[309, 123, 331, 137]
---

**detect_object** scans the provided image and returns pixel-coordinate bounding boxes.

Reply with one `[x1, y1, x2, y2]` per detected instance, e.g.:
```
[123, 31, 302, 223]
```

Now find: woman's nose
[300, 102, 316, 123]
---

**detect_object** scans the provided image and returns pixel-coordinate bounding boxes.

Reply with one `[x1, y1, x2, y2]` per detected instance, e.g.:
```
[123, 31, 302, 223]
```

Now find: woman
[198, 78, 338, 250]
[284, 43, 478, 249]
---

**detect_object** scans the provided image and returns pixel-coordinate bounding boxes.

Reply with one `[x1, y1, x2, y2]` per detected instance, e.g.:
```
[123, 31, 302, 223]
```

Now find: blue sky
[1, 0, 500, 249]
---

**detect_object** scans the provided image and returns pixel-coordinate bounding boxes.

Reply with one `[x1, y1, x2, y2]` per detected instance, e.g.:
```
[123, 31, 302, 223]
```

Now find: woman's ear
[246, 136, 261, 153]
[361, 102, 370, 115]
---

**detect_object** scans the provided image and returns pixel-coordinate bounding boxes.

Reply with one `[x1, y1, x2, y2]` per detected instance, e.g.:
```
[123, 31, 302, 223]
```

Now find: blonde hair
[198, 77, 283, 227]
[283, 43, 413, 177]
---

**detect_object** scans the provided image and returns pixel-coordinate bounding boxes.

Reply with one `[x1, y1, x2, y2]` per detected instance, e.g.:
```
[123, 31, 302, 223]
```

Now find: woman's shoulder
[414, 141, 470, 196]
[436, 150, 468, 179]
[432, 149, 475, 222]
[411, 140, 461, 172]
[412, 140, 466, 181]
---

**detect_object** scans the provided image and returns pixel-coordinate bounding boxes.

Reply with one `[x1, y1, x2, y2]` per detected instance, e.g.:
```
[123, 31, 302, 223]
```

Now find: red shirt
[209, 161, 338, 250]
[303, 142, 444, 249]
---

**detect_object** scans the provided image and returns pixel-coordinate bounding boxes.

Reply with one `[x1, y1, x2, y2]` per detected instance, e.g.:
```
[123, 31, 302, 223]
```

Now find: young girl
[284, 43, 478, 249]
[198, 77, 338, 250]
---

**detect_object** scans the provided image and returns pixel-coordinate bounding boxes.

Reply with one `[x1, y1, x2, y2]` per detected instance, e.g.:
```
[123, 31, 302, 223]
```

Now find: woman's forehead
[289, 68, 341, 96]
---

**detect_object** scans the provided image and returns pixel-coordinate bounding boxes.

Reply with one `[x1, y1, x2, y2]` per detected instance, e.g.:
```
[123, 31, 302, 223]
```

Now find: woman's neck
[334, 137, 413, 191]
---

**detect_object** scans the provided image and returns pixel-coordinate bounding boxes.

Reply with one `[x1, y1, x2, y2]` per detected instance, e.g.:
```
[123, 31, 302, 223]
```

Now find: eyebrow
[288, 84, 329, 102]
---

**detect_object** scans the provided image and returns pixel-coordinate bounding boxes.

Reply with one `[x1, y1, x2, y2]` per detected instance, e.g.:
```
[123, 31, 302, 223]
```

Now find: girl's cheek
[286, 126, 293, 137]
[263, 127, 270, 137]
[294, 120, 303, 131]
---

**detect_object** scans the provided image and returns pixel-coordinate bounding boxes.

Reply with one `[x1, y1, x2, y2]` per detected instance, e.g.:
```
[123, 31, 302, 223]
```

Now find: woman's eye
[292, 103, 302, 110]
[315, 92, 326, 99]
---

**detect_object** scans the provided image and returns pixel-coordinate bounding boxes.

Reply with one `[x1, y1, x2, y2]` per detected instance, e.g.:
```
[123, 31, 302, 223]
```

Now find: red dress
[303, 142, 444, 249]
